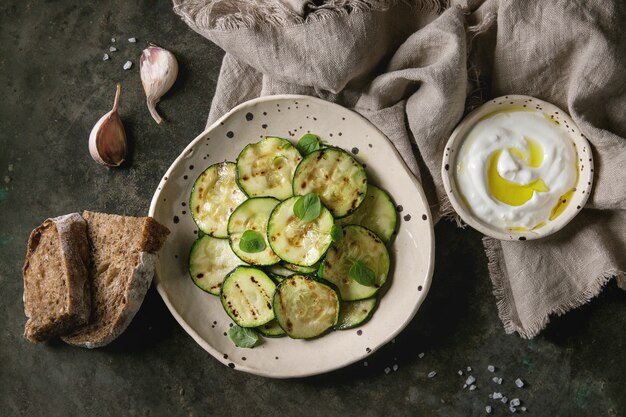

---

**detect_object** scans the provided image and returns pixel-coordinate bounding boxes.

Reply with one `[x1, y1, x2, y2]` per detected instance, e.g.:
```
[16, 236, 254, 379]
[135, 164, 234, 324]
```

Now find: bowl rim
[441, 94, 594, 241]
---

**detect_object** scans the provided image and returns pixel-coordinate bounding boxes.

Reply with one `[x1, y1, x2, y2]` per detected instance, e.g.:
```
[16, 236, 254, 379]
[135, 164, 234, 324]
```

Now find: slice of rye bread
[23, 213, 91, 343]
[62, 211, 169, 348]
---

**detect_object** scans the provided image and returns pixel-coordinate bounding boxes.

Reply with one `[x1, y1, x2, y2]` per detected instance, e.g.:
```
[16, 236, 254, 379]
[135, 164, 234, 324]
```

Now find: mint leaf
[330, 224, 343, 242]
[349, 260, 376, 287]
[239, 230, 266, 253]
[296, 133, 320, 155]
[228, 325, 259, 348]
[293, 193, 321, 222]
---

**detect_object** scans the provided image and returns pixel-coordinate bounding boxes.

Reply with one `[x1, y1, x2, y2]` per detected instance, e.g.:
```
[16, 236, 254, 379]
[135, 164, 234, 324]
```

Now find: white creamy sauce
[455, 110, 578, 231]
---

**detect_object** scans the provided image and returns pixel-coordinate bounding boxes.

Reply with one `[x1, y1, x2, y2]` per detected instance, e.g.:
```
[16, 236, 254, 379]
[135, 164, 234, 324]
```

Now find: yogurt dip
[454, 108, 578, 232]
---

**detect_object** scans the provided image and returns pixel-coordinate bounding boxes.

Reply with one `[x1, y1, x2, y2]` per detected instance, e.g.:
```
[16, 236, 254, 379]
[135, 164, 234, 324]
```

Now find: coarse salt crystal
[109, 46, 117, 52]
[418, 352, 425, 359]
[493, 392, 503, 400]
[520, 406, 527, 412]
[467, 366, 472, 372]
[384, 367, 391, 374]
[515, 378, 525, 388]
[102, 53, 109, 61]
[392, 364, 399, 372]
[466, 376, 476, 385]
[111, 37, 116, 42]
[487, 365, 495, 372]
[123, 61, 132, 70]
[488, 393, 493, 399]
[457, 370, 463, 376]
[511, 398, 521, 407]
[501, 396, 508, 404]
[428, 371, 437, 378]
[485, 405, 492, 414]
[128, 37, 137, 43]
[493, 377, 503, 384]
[509, 406, 517, 413]
[469, 384, 477, 391]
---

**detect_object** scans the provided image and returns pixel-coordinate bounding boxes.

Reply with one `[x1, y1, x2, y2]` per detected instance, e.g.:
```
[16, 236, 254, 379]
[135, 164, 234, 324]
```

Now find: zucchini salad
[188, 134, 397, 346]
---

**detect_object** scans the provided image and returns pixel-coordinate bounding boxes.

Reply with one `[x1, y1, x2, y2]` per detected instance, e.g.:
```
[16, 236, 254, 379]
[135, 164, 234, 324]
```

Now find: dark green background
[1, 1, 623, 416]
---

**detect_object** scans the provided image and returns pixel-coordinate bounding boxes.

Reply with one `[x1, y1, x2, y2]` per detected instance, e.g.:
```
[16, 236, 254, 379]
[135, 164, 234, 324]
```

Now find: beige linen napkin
[173, 0, 626, 338]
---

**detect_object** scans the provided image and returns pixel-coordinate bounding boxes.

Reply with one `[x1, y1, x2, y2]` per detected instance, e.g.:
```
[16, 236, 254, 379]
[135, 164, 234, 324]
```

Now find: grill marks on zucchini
[236, 136, 302, 200]
[293, 148, 367, 218]
[189, 235, 244, 295]
[337, 185, 397, 243]
[320, 225, 390, 301]
[227, 197, 280, 265]
[221, 266, 276, 327]
[273, 275, 339, 339]
[267, 196, 334, 266]
[190, 162, 247, 238]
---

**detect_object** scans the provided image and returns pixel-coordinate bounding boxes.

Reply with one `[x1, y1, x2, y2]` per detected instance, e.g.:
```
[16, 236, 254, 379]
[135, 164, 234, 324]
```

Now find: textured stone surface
[0, 1, 624, 416]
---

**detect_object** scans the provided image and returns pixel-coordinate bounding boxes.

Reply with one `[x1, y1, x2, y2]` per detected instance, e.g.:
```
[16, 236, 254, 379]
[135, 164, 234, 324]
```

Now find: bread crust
[22, 213, 91, 342]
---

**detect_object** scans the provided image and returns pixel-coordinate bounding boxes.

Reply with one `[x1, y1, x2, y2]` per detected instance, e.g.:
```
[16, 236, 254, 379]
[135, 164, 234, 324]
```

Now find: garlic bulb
[140, 44, 178, 124]
[89, 83, 128, 167]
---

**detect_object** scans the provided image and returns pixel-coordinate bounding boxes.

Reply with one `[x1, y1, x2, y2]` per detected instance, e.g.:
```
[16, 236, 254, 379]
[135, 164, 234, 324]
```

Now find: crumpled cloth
[172, 0, 626, 338]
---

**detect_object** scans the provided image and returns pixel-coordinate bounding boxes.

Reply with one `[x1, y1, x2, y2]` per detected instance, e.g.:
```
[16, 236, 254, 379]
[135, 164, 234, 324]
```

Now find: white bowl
[149, 95, 435, 378]
[441, 95, 594, 241]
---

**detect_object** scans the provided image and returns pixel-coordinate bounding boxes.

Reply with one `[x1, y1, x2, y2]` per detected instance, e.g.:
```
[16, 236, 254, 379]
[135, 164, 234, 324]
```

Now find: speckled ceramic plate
[149, 95, 434, 378]
[442, 95, 594, 241]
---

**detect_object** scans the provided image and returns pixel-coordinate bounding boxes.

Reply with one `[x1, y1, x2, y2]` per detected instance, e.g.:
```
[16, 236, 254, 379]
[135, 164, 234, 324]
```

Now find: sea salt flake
[467, 366, 472, 372]
[111, 37, 116, 42]
[487, 365, 495, 372]
[463, 384, 468, 389]
[428, 371, 437, 378]
[392, 364, 399, 372]
[102, 53, 109, 61]
[469, 384, 477, 391]
[384, 367, 391, 374]
[485, 405, 492, 414]
[457, 370, 463, 376]
[418, 352, 425, 359]
[109, 46, 117, 52]
[123, 61, 133, 70]
[520, 406, 527, 412]
[509, 406, 517, 413]
[488, 393, 493, 399]
[515, 378, 525, 388]
[511, 398, 521, 407]
[501, 396, 508, 404]
[493, 377, 503, 384]
[493, 392, 503, 400]
[466, 375, 476, 385]
[128, 37, 137, 43]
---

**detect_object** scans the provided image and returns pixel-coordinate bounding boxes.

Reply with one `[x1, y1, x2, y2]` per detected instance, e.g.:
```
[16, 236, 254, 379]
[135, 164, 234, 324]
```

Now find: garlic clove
[89, 83, 128, 167]
[140, 44, 178, 124]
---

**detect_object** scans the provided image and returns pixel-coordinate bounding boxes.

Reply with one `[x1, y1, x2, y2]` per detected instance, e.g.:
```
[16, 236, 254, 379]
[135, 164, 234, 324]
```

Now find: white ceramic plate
[442, 95, 593, 241]
[149, 95, 434, 378]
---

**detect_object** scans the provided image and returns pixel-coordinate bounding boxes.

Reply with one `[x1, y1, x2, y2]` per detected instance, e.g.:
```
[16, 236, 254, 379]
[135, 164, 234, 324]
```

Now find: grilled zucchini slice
[292, 147, 367, 218]
[335, 297, 378, 330]
[319, 225, 390, 301]
[220, 266, 276, 327]
[273, 275, 340, 339]
[337, 184, 397, 243]
[188, 235, 245, 296]
[190, 162, 247, 238]
[236, 136, 302, 200]
[267, 196, 334, 266]
[227, 197, 280, 265]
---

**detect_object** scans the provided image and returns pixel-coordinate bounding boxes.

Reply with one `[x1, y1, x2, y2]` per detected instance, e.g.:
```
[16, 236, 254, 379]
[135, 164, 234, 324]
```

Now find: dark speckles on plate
[351, 147, 359, 155]
[245, 112, 254, 121]
[422, 214, 427, 221]
[173, 216, 180, 224]
[226, 131, 234, 138]
[396, 205, 403, 212]
[403, 214, 412, 221]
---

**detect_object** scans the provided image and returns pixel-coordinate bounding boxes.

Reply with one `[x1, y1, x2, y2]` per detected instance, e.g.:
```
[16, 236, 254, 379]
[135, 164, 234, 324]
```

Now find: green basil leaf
[349, 260, 376, 287]
[293, 193, 321, 222]
[330, 224, 343, 242]
[228, 325, 259, 348]
[239, 230, 266, 253]
[296, 133, 320, 155]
